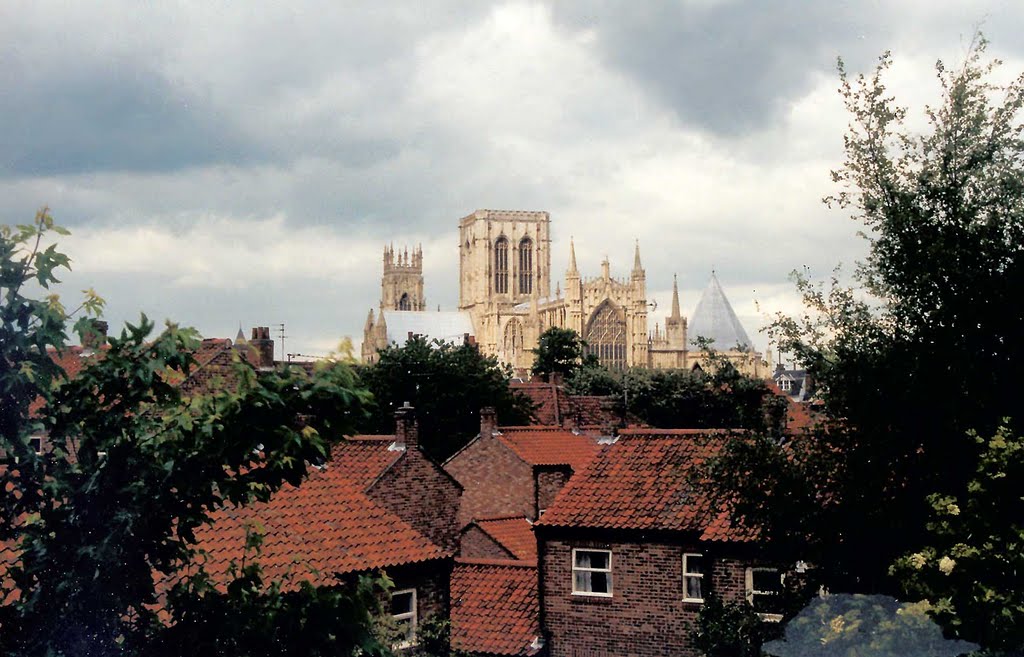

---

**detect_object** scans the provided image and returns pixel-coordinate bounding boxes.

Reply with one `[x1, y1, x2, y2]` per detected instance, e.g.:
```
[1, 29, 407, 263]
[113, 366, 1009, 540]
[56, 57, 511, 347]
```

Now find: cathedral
[362, 209, 767, 377]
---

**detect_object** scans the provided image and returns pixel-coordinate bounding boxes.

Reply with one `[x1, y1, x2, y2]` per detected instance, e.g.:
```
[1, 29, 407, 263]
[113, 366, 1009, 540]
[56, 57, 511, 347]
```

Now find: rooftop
[450, 559, 541, 656]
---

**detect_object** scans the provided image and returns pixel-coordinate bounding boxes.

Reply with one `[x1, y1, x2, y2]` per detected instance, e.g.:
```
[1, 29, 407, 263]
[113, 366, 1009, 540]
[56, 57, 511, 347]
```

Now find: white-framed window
[572, 549, 612, 597]
[779, 377, 792, 391]
[391, 588, 417, 648]
[746, 567, 784, 621]
[682, 553, 705, 603]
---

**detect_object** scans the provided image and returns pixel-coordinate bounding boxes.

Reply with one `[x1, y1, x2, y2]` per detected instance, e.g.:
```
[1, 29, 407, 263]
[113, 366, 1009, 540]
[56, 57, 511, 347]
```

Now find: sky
[3, 1, 1023, 360]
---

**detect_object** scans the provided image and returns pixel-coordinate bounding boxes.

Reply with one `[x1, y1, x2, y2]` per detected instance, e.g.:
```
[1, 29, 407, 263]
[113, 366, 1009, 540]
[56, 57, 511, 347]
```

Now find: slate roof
[497, 427, 601, 473]
[450, 559, 542, 656]
[474, 517, 537, 562]
[536, 429, 755, 542]
[194, 453, 445, 586]
[688, 272, 753, 350]
[380, 310, 474, 347]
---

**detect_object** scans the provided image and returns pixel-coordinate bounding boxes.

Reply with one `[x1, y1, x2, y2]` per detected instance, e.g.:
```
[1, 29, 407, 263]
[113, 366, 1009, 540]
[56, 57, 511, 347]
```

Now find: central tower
[458, 210, 552, 313]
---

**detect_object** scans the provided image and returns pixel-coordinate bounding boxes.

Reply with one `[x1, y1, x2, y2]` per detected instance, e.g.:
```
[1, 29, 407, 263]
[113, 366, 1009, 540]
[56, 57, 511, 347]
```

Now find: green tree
[690, 592, 782, 657]
[531, 327, 586, 380]
[0, 210, 387, 656]
[709, 36, 1024, 650]
[358, 336, 532, 461]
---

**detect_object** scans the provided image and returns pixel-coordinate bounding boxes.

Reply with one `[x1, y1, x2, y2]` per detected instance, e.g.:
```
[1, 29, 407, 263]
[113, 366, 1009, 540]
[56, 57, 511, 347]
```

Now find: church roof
[688, 273, 753, 350]
[381, 310, 475, 347]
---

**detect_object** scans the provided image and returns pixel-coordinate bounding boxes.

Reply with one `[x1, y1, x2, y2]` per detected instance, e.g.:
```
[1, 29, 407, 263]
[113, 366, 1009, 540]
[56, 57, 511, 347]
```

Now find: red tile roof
[329, 438, 403, 489]
[536, 429, 755, 542]
[511, 382, 562, 425]
[510, 382, 623, 431]
[765, 381, 817, 432]
[450, 559, 541, 656]
[194, 462, 445, 587]
[474, 517, 537, 562]
[497, 427, 600, 473]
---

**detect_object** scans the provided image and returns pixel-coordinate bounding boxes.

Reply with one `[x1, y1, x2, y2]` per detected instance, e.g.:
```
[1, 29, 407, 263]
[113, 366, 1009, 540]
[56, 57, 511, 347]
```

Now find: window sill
[570, 592, 614, 603]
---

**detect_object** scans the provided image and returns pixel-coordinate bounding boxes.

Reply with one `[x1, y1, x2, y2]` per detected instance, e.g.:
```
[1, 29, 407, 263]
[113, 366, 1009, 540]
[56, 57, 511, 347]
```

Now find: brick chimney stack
[250, 327, 275, 368]
[395, 401, 418, 448]
[81, 319, 108, 352]
[479, 406, 497, 439]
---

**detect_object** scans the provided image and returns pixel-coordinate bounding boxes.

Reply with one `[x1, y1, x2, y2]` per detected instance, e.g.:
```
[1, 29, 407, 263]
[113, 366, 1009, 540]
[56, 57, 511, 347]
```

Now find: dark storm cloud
[550, 0, 886, 136]
[0, 59, 259, 177]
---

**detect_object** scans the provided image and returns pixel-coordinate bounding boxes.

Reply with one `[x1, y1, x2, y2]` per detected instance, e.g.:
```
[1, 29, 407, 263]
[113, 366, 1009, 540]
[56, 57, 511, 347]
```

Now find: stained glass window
[518, 237, 533, 295]
[495, 237, 509, 294]
[585, 302, 627, 370]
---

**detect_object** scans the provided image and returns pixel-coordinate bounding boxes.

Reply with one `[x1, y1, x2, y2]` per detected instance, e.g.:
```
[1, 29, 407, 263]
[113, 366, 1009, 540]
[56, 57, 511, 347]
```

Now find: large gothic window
[495, 237, 509, 294]
[503, 319, 523, 361]
[584, 301, 628, 370]
[518, 237, 533, 295]
[398, 292, 411, 311]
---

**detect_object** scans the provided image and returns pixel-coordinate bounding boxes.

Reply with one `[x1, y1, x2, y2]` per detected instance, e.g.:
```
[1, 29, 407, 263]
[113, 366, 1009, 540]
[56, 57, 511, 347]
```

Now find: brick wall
[378, 560, 451, 642]
[536, 468, 571, 516]
[368, 448, 462, 554]
[541, 536, 749, 657]
[459, 525, 516, 561]
[445, 435, 534, 527]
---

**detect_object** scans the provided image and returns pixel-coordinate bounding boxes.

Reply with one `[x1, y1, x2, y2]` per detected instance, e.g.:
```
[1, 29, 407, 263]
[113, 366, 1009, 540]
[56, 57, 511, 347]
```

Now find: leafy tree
[709, 36, 1024, 650]
[564, 359, 623, 397]
[531, 327, 586, 379]
[357, 336, 532, 461]
[0, 210, 387, 656]
[891, 422, 1024, 652]
[690, 592, 780, 657]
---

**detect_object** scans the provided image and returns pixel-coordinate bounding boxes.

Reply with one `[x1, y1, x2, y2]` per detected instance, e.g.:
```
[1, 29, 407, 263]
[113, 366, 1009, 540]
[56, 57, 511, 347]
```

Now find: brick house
[535, 429, 784, 657]
[193, 405, 461, 648]
[444, 408, 601, 527]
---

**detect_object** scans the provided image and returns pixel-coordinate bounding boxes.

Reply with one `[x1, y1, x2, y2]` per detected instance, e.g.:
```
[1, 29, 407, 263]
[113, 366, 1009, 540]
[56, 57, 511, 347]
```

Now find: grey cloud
[550, 0, 887, 136]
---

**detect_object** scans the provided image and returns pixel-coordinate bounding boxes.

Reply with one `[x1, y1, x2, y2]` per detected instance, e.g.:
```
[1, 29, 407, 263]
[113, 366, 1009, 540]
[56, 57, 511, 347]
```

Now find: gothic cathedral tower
[380, 245, 425, 312]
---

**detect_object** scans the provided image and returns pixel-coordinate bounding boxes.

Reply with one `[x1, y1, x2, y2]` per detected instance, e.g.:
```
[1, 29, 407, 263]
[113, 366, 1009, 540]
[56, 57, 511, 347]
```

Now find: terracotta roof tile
[536, 429, 755, 542]
[511, 382, 562, 425]
[328, 439, 403, 489]
[194, 462, 445, 587]
[475, 517, 537, 562]
[497, 427, 600, 472]
[450, 559, 541, 656]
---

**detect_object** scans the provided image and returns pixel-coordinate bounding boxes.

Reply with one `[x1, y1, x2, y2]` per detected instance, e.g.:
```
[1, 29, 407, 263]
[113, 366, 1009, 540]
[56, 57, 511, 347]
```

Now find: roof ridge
[455, 557, 537, 568]
[475, 515, 532, 524]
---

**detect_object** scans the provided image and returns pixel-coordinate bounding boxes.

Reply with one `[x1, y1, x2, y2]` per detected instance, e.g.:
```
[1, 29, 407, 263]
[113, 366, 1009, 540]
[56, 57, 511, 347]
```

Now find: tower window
[495, 237, 509, 294]
[518, 237, 533, 295]
[398, 292, 411, 311]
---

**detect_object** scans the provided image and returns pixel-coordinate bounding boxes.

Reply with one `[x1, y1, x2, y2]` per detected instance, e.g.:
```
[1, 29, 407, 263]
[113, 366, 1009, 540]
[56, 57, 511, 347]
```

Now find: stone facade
[364, 208, 766, 376]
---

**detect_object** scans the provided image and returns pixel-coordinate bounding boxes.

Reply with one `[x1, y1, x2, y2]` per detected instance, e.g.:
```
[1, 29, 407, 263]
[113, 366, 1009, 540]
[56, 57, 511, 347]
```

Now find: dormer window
[779, 377, 792, 392]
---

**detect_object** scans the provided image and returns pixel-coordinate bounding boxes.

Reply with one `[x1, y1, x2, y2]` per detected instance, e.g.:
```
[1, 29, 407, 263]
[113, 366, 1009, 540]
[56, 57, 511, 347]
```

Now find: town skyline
[3, 1, 1023, 356]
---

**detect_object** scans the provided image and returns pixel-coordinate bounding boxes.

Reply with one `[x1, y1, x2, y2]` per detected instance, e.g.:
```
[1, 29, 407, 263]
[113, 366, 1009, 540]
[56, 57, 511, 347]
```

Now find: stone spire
[632, 240, 643, 272]
[568, 237, 578, 274]
[670, 274, 681, 319]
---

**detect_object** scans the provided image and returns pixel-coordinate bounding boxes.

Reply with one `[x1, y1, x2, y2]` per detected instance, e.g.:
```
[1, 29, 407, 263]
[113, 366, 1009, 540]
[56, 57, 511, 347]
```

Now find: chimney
[249, 326, 275, 368]
[479, 406, 497, 439]
[395, 401, 418, 448]
[81, 319, 108, 352]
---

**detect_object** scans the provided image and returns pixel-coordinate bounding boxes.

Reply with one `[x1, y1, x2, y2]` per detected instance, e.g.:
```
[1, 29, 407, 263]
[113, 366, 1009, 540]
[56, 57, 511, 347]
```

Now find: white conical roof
[688, 273, 752, 350]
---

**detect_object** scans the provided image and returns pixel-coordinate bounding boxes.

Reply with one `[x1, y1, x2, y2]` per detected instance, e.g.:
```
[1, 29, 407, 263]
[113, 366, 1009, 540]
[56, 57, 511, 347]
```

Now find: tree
[708, 36, 1024, 650]
[357, 336, 532, 461]
[531, 327, 586, 380]
[690, 592, 779, 657]
[0, 210, 387, 656]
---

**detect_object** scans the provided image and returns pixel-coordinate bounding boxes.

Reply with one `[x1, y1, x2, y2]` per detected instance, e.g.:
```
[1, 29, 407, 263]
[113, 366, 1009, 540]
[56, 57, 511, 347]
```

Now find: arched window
[518, 237, 533, 295]
[584, 301, 628, 370]
[494, 237, 509, 294]
[503, 319, 523, 360]
[398, 292, 411, 311]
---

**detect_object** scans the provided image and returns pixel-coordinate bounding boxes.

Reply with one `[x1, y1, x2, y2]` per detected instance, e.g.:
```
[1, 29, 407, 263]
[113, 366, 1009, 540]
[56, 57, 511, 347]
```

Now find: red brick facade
[368, 446, 463, 554]
[539, 534, 750, 657]
[380, 560, 452, 640]
[536, 468, 570, 516]
[446, 432, 535, 526]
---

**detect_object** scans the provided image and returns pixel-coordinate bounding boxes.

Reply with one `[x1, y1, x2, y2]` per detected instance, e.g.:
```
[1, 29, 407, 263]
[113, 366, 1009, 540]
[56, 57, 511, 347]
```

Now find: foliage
[891, 422, 1024, 651]
[763, 594, 977, 657]
[0, 210, 386, 656]
[690, 592, 779, 657]
[530, 326, 587, 379]
[564, 358, 623, 397]
[708, 36, 1024, 650]
[404, 615, 469, 657]
[357, 336, 532, 461]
